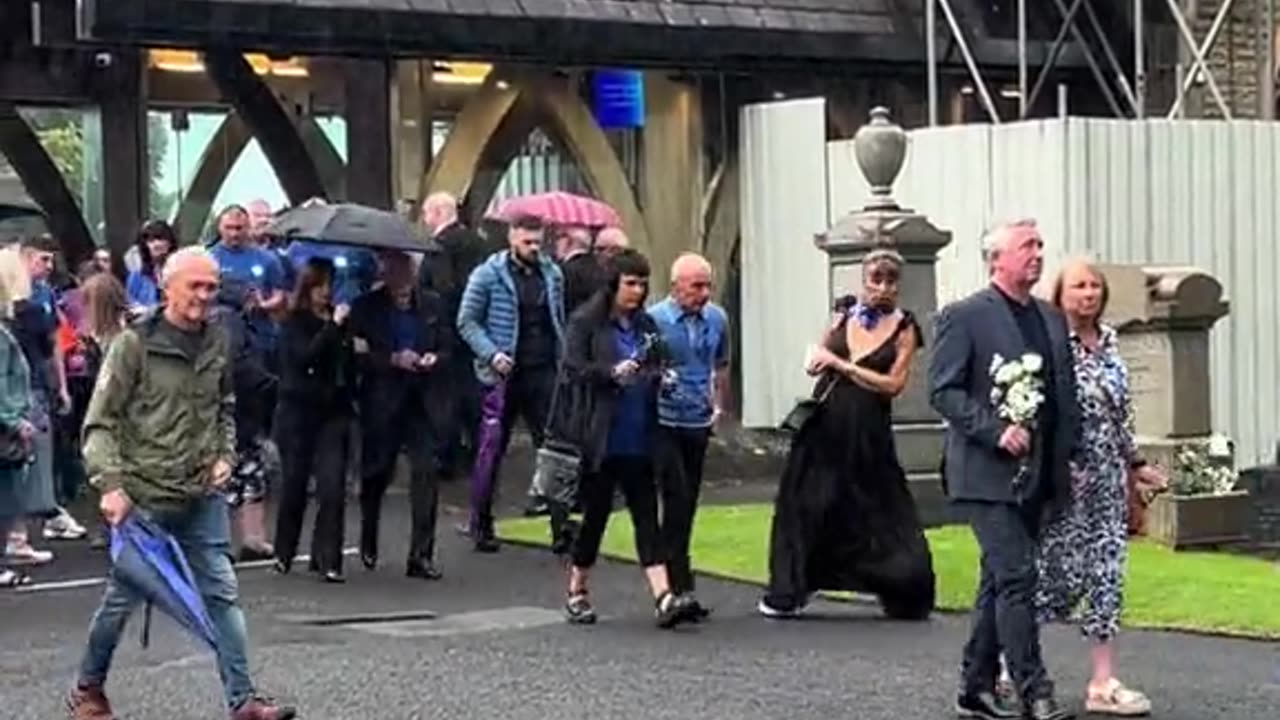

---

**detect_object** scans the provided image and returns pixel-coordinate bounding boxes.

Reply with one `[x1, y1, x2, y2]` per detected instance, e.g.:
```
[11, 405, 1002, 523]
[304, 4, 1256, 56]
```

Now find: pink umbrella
[489, 192, 621, 228]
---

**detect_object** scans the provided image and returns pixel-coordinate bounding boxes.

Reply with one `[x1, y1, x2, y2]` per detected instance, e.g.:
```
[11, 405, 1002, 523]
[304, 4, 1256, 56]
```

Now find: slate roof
[80, 0, 1079, 70]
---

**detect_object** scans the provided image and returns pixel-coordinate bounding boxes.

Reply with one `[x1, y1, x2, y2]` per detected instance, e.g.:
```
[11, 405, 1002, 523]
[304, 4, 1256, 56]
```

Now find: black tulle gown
[763, 311, 936, 620]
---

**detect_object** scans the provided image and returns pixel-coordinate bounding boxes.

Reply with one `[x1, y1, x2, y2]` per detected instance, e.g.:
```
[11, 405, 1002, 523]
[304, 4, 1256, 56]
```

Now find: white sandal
[0, 568, 32, 588]
[1086, 678, 1152, 716]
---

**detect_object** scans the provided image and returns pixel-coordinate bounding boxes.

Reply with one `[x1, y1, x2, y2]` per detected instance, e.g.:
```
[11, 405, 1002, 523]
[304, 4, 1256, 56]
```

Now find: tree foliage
[24, 108, 175, 220]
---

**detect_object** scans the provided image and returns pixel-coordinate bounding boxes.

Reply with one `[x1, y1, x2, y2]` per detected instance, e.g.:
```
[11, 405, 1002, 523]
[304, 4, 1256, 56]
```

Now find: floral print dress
[1034, 323, 1136, 642]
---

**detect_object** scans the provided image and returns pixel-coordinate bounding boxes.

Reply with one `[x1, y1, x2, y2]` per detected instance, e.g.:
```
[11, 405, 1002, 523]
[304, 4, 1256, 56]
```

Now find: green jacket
[0, 325, 32, 431]
[82, 313, 237, 508]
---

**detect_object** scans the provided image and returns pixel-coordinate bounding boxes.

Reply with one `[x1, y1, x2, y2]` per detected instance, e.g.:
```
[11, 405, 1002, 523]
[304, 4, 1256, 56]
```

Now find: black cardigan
[276, 308, 356, 414]
[546, 291, 664, 473]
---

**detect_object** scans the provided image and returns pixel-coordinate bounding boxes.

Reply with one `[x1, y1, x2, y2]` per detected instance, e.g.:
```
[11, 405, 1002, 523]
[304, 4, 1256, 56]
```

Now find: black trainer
[955, 691, 1020, 719]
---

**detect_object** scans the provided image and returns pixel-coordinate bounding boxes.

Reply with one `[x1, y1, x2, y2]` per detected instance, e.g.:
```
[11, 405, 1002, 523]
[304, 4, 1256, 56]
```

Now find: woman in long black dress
[759, 249, 936, 620]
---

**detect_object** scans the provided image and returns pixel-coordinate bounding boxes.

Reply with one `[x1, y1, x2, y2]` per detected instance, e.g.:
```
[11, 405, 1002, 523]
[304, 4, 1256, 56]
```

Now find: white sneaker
[758, 598, 802, 619]
[43, 509, 88, 540]
[5, 542, 54, 565]
[757, 592, 817, 619]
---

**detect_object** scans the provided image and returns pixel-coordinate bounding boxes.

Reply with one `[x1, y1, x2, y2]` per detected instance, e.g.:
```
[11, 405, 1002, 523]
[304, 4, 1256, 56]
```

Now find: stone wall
[1185, 0, 1269, 118]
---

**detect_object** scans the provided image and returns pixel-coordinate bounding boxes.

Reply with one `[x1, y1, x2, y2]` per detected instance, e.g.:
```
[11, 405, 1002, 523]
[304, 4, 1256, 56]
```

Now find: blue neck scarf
[848, 302, 888, 330]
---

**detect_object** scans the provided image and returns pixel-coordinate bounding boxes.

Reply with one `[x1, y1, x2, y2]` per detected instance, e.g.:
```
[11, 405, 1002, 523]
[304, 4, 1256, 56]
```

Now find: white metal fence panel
[817, 118, 1280, 464]
[738, 98, 831, 429]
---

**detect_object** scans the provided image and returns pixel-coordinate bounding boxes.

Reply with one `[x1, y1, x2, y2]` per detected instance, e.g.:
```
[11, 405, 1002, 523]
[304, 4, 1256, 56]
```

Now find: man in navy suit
[929, 219, 1079, 720]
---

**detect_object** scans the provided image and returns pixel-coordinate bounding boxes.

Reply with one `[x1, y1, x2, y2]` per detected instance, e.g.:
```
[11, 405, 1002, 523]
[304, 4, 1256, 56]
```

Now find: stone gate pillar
[814, 107, 954, 525]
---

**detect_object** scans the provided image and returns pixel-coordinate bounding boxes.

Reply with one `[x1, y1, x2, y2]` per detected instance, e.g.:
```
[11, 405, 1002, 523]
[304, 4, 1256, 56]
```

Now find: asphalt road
[1, 460, 1276, 719]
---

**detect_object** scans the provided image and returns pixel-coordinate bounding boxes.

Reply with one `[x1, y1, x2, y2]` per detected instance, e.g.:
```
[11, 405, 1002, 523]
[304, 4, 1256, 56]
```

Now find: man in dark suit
[928, 219, 1079, 720]
[418, 192, 487, 480]
[350, 250, 453, 580]
[555, 225, 598, 317]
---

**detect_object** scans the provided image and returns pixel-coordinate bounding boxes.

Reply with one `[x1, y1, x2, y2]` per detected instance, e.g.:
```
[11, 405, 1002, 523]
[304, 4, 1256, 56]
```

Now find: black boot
[472, 515, 500, 553]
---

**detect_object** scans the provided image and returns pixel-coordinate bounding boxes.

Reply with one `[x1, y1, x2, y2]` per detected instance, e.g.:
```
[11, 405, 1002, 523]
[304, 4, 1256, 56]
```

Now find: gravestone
[1236, 465, 1280, 546]
[1098, 265, 1264, 546]
[815, 107, 954, 526]
[1098, 264, 1230, 469]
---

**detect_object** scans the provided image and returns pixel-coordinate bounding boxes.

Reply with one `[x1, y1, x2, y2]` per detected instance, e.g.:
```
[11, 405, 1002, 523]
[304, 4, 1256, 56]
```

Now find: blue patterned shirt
[647, 297, 730, 428]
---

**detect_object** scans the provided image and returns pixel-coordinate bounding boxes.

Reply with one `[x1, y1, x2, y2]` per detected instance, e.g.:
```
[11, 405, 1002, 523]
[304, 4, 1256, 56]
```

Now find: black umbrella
[266, 202, 432, 253]
[0, 203, 48, 246]
[0, 203, 44, 221]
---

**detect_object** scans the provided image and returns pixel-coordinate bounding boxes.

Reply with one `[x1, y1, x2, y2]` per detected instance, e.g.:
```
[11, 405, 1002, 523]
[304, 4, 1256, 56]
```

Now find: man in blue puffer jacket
[456, 214, 565, 552]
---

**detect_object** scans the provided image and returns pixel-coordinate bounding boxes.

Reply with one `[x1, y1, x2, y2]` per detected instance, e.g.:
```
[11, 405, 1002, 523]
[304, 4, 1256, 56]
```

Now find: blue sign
[591, 70, 645, 129]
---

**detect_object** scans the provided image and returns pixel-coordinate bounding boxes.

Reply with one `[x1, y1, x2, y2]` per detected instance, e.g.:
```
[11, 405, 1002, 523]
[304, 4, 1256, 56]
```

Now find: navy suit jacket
[928, 287, 1079, 510]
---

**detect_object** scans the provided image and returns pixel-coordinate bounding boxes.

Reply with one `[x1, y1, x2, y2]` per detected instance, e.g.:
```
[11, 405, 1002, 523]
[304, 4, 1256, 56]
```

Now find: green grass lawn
[498, 503, 1280, 639]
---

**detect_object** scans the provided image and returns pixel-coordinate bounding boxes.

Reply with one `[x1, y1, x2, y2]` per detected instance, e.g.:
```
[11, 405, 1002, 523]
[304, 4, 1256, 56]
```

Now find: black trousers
[957, 500, 1054, 702]
[437, 355, 480, 476]
[572, 456, 662, 569]
[360, 402, 438, 563]
[273, 403, 350, 572]
[655, 426, 711, 594]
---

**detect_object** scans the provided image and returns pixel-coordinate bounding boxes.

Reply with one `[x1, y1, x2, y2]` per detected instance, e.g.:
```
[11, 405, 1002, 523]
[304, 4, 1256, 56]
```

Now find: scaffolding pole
[1018, 0, 1028, 117]
[1166, 0, 1235, 119]
[936, 0, 1002, 123]
[927, 0, 938, 125]
[1135, 0, 1145, 117]
[1025, 0, 1087, 113]
[1076, 0, 1139, 113]
[1265, 0, 1276, 119]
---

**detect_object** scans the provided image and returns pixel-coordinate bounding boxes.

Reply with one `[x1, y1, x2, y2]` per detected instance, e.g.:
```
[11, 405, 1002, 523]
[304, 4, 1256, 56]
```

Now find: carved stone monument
[1098, 264, 1252, 547]
[1098, 264, 1230, 466]
[815, 107, 954, 526]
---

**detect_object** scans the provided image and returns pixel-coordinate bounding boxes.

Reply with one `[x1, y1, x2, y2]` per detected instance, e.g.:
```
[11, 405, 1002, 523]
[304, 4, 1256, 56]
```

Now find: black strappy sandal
[655, 591, 695, 629]
[565, 590, 597, 625]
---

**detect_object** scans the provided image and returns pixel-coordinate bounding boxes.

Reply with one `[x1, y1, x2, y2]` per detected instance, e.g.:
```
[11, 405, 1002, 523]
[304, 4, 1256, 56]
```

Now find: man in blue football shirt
[208, 205, 286, 561]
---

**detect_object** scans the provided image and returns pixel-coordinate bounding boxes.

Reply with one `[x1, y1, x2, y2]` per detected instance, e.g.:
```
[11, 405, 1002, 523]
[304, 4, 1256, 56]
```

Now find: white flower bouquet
[988, 352, 1046, 490]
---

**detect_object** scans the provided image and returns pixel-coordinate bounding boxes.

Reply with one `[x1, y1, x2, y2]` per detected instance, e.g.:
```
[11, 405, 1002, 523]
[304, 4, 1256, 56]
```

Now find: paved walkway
[1, 462, 1275, 719]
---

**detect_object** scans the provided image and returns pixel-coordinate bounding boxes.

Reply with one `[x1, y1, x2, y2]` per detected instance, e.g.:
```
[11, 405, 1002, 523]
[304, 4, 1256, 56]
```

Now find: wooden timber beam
[202, 47, 326, 205]
[0, 101, 96, 264]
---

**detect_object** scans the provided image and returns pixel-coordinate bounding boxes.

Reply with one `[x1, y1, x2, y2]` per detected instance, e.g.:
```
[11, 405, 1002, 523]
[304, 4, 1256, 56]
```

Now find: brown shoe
[66, 685, 114, 720]
[231, 696, 297, 720]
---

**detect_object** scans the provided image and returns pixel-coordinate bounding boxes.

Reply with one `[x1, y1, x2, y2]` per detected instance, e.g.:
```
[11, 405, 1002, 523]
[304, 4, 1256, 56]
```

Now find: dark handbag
[778, 375, 837, 433]
[531, 439, 583, 507]
[0, 428, 31, 469]
[530, 372, 585, 506]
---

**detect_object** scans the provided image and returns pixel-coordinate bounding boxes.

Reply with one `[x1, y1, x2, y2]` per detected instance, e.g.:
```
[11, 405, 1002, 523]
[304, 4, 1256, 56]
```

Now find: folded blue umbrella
[109, 513, 218, 653]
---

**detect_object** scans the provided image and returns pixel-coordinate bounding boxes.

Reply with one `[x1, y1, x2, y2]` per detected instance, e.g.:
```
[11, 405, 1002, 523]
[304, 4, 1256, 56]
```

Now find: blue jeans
[76, 495, 255, 710]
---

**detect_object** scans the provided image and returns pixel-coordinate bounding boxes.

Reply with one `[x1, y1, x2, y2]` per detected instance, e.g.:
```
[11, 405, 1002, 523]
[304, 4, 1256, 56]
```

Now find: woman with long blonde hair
[0, 245, 38, 585]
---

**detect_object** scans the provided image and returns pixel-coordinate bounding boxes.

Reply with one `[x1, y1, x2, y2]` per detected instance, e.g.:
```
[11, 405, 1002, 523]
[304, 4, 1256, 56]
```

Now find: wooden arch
[0, 102, 97, 265]
[171, 111, 345, 243]
[423, 74, 651, 254]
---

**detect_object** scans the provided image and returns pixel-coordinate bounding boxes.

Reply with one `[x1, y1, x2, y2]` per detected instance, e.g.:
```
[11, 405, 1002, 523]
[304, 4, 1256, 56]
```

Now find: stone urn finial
[853, 106, 907, 211]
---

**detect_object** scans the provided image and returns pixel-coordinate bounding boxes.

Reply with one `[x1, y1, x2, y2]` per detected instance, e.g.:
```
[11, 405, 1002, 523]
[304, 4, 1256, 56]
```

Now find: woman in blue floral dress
[1033, 259, 1167, 716]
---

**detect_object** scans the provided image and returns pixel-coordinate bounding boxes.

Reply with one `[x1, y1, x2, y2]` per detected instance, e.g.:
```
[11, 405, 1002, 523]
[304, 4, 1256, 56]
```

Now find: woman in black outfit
[272, 258, 356, 583]
[547, 249, 694, 629]
[759, 249, 935, 620]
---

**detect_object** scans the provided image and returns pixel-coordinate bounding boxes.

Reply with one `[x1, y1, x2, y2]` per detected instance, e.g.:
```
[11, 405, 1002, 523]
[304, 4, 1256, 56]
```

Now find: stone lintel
[817, 209, 952, 263]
